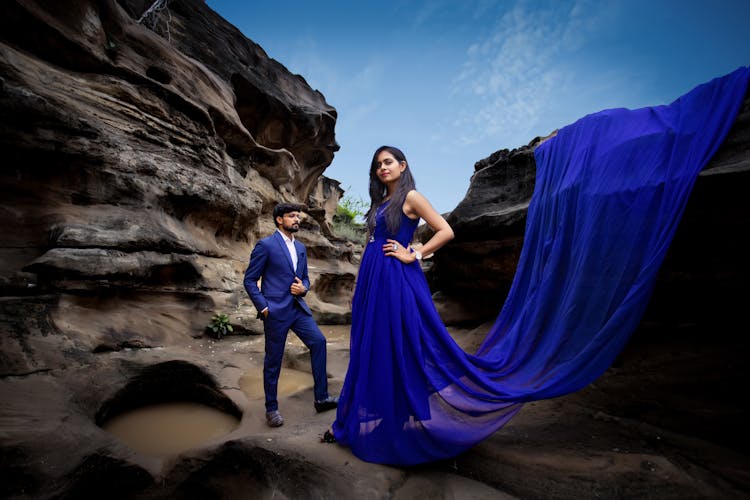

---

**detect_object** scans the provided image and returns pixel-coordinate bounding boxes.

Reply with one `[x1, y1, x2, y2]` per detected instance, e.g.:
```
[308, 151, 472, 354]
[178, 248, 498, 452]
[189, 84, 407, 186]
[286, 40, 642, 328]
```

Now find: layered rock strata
[0, 0, 356, 356]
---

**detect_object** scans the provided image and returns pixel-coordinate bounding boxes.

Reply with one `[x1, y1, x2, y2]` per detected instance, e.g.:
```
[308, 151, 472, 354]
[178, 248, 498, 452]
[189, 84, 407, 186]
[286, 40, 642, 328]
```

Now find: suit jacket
[243, 231, 313, 318]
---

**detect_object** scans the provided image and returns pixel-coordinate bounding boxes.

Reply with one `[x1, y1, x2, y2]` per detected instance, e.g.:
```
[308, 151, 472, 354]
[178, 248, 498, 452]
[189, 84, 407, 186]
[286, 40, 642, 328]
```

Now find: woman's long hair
[365, 145, 416, 236]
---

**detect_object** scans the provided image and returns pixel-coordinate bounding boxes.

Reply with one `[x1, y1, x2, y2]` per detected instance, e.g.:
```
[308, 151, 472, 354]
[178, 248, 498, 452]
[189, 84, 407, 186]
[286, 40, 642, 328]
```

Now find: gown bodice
[369, 202, 419, 248]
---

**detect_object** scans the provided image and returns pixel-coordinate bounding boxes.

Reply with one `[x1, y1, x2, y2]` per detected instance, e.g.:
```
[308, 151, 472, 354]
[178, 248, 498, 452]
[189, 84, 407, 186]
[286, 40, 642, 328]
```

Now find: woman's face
[374, 150, 406, 187]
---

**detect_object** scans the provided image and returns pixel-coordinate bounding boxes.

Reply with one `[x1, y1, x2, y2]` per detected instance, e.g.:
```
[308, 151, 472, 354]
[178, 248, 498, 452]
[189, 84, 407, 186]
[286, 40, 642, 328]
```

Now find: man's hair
[273, 203, 301, 227]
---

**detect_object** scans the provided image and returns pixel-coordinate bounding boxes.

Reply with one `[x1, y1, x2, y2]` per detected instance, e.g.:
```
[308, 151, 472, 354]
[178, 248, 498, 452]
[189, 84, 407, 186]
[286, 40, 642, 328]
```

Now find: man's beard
[284, 223, 299, 233]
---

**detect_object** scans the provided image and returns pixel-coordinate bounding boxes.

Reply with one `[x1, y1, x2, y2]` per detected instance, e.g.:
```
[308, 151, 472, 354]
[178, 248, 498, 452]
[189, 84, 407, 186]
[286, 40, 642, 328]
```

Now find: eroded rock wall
[0, 0, 355, 367]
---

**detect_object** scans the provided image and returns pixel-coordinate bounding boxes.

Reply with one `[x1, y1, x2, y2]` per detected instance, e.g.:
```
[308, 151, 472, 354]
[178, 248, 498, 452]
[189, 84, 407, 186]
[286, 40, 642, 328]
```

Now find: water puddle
[102, 402, 240, 456]
[239, 367, 313, 400]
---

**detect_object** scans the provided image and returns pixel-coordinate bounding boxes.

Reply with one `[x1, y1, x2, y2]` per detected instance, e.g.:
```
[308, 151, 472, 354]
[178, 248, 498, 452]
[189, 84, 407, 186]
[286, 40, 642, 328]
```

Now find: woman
[323, 146, 521, 465]
[362, 145, 454, 269]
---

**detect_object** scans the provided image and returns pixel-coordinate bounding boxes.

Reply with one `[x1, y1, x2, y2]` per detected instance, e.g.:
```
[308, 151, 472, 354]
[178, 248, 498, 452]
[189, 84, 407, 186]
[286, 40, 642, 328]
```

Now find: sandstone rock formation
[419, 136, 543, 324]
[0, 0, 357, 343]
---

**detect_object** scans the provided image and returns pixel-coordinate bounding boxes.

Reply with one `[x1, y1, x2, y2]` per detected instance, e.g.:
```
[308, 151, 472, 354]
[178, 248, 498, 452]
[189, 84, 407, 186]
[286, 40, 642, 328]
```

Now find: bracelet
[413, 250, 423, 261]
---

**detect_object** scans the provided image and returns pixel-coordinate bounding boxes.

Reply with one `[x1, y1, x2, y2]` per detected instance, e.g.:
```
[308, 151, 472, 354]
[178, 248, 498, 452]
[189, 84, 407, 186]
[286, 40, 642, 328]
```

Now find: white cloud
[410, 0, 445, 29]
[448, 0, 607, 148]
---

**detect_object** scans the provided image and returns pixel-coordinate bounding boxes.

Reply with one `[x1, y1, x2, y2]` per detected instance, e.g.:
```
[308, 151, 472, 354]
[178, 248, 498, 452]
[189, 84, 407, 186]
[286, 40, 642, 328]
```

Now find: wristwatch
[413, 250, 423, 261]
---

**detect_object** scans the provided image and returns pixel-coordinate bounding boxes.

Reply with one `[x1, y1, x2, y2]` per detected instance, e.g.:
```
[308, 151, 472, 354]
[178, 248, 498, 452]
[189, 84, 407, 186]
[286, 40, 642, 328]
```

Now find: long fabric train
[332, 67, 750, 465]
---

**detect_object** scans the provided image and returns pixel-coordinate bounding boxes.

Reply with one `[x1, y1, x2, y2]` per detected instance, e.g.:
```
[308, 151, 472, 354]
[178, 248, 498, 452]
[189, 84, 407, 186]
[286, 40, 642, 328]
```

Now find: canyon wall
[0, 0, 356, 366]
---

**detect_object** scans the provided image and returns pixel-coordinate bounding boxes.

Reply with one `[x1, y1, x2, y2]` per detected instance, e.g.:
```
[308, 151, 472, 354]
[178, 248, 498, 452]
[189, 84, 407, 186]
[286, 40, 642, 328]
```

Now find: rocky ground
[4, 319, 747, 499]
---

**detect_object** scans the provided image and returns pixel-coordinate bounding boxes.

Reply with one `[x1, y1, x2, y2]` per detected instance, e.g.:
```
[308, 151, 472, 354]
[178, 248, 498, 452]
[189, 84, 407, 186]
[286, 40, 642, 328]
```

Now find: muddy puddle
[239, 367, 314, 400]
[102, 402, 240, 456]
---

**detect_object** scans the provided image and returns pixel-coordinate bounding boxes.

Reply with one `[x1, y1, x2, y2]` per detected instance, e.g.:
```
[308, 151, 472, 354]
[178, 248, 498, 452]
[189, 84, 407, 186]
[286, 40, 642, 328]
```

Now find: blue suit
[243, 230, 329, 412]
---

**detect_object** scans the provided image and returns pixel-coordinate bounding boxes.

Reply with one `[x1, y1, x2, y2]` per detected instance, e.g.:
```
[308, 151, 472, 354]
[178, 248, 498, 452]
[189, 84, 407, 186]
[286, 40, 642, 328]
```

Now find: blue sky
[206, 0, 750, 213]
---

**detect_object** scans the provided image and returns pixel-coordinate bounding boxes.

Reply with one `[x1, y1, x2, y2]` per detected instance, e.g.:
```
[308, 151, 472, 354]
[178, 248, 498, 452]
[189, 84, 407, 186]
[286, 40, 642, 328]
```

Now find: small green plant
[206, 313, 233, 339]
[337, 194, 368, 224]
[333, 193, 368, 243]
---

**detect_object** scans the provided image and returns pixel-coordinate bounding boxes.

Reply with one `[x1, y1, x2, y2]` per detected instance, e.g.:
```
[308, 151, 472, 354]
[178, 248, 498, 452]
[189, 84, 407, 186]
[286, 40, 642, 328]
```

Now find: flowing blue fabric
[332, 67, 750, 466]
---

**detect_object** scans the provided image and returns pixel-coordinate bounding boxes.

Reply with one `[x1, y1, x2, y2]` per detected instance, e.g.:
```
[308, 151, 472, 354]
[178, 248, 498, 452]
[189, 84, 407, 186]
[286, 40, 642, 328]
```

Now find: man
[243, 203, 338, 427]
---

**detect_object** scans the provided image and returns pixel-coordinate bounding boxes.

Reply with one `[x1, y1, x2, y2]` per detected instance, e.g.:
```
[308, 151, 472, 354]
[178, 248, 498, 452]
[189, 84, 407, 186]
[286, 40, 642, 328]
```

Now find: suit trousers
[263, 305, 328, 411]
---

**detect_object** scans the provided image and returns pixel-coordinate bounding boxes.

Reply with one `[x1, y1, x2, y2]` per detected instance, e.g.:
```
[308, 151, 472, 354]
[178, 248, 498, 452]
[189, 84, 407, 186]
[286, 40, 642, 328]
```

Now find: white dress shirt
[278, 230, 298, 270]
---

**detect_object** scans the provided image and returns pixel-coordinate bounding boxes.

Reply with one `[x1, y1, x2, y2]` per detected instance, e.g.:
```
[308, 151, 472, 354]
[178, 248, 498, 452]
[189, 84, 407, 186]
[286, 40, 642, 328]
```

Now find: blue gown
[332, 67, 750, 466]
[332, 205, 523, 465]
